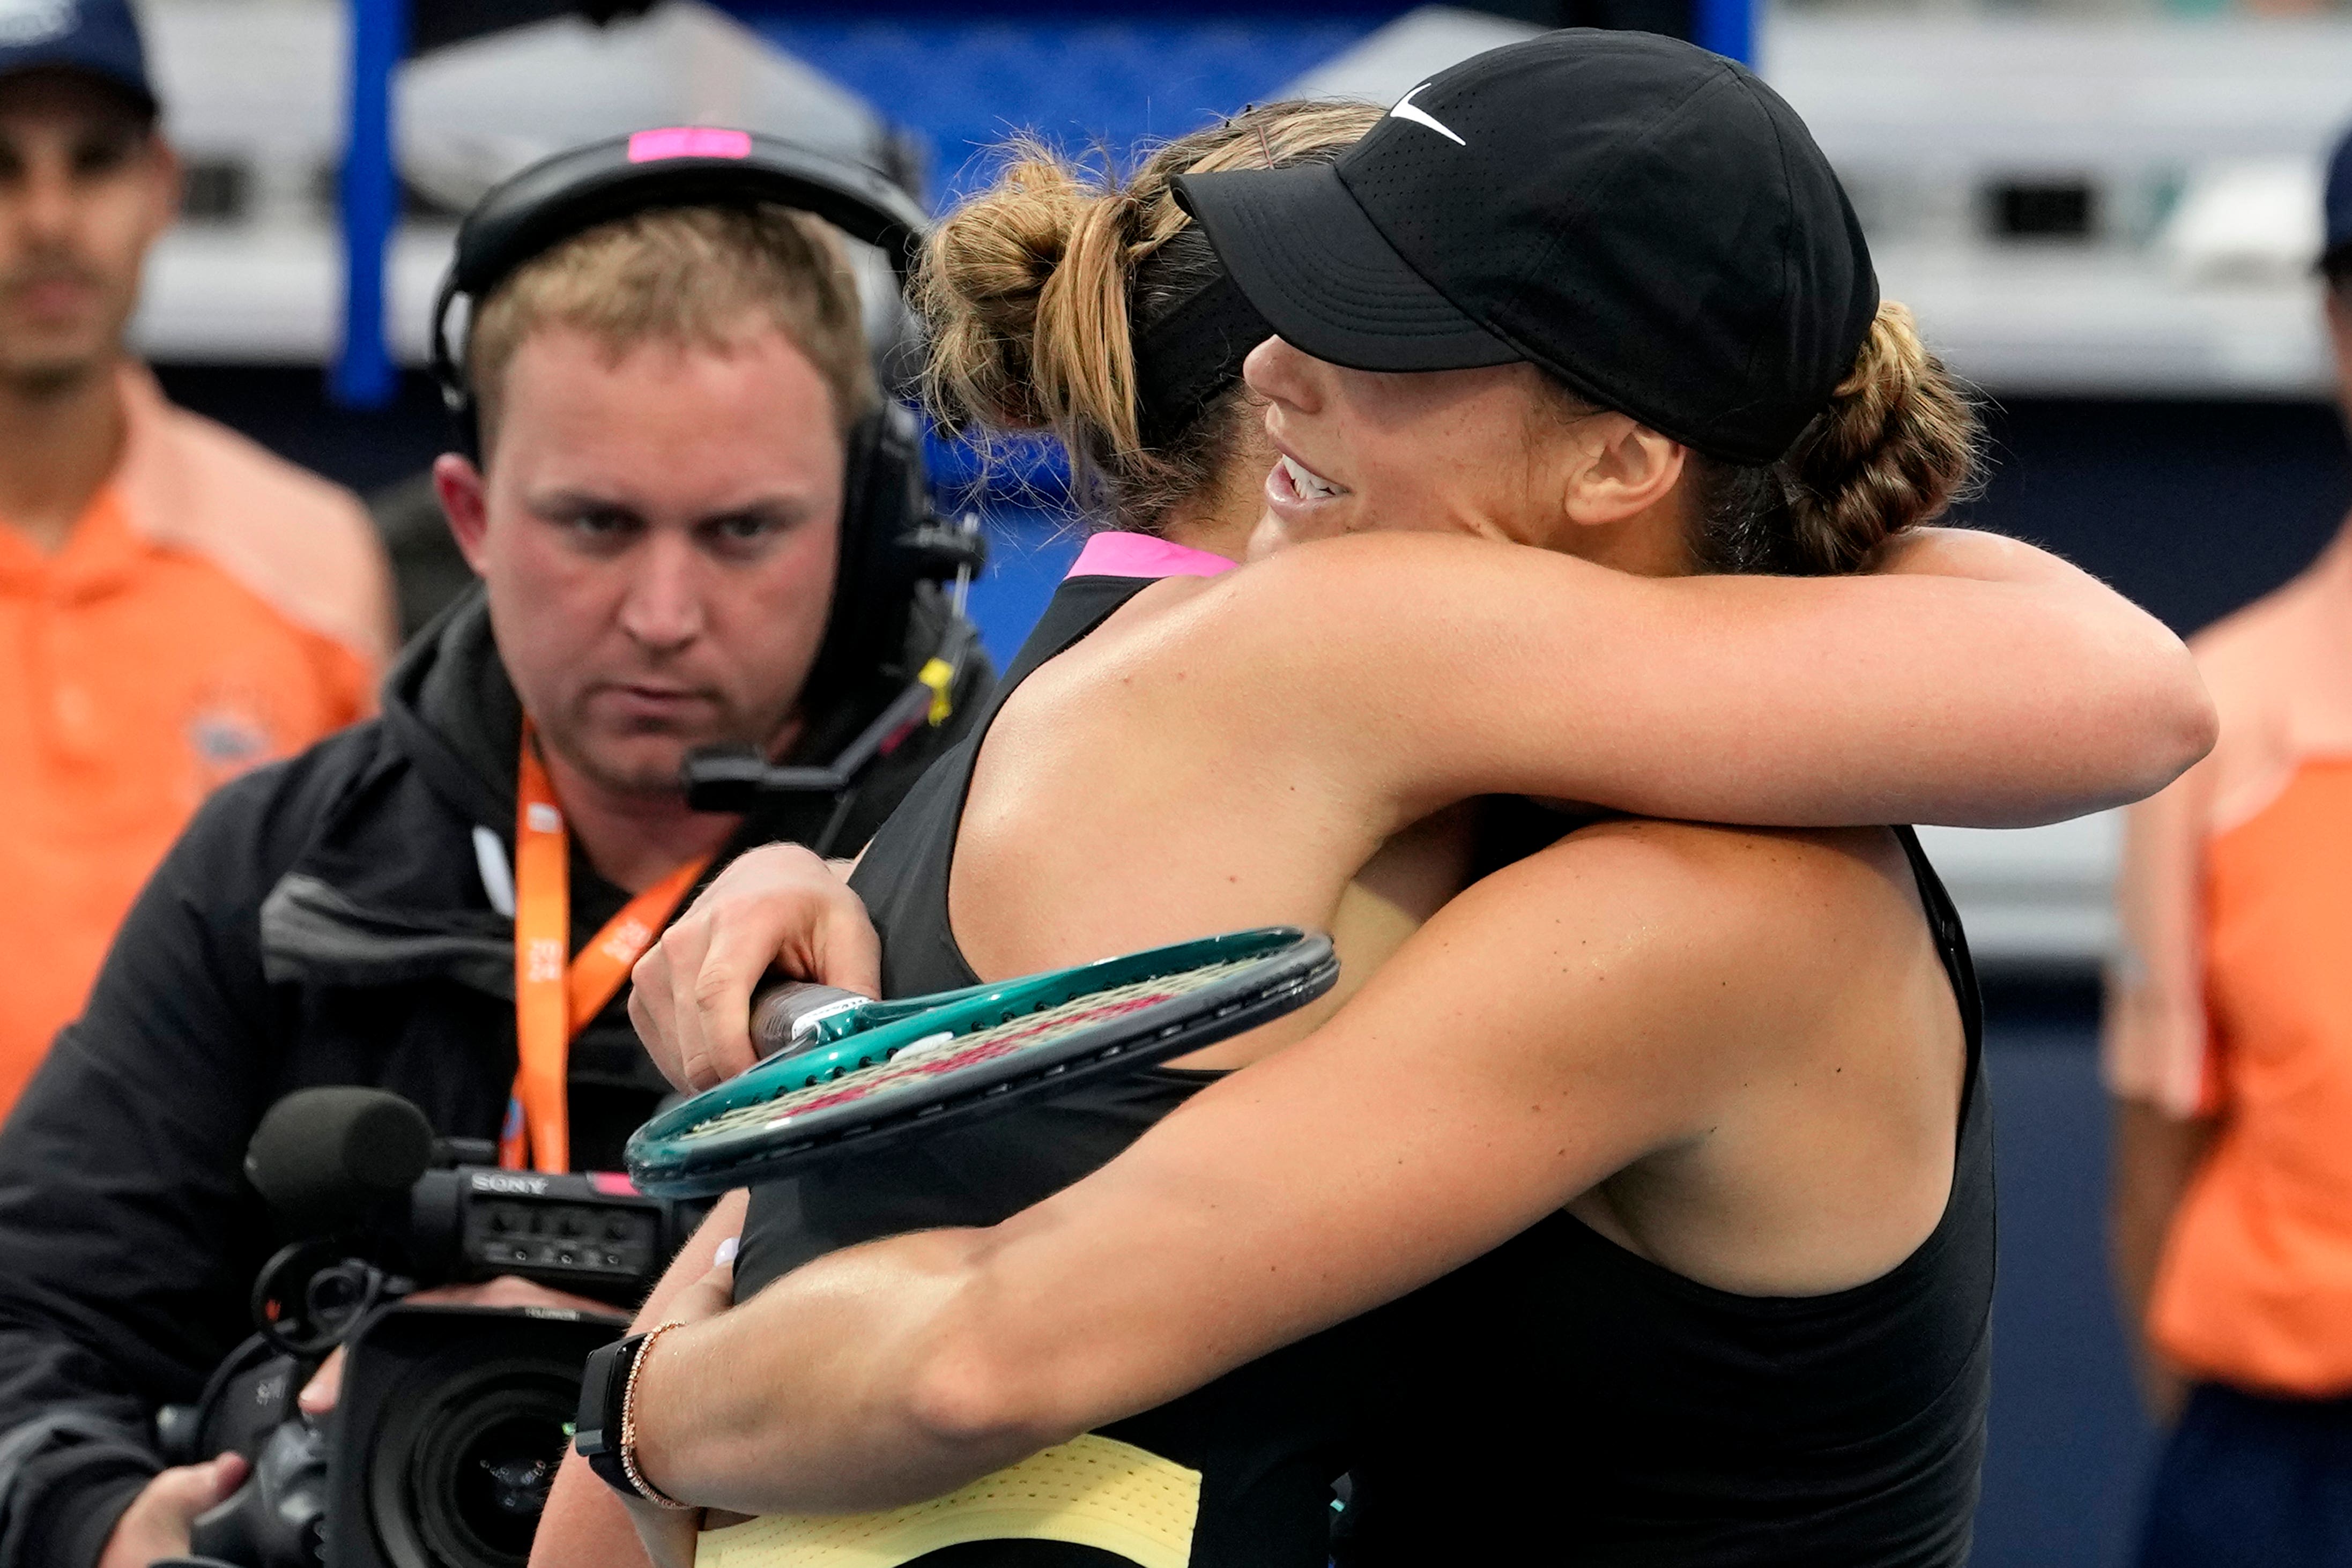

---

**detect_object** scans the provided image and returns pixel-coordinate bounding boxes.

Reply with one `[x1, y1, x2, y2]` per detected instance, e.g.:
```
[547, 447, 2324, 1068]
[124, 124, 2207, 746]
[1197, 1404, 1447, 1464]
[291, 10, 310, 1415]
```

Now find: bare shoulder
[1452, 819, 1926, 1016]
[1411, 818, 1910, 987]
[991, 573, 1243, 744]
[2188, 554, 2335, 712]
[2182, 547, 2352, 826]
[1511, 818, 1915, 926]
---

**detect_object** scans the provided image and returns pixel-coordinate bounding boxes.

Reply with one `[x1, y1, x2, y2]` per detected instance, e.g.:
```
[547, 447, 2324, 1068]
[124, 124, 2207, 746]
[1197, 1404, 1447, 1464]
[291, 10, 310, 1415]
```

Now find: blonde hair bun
[917, 101, 1384, 532]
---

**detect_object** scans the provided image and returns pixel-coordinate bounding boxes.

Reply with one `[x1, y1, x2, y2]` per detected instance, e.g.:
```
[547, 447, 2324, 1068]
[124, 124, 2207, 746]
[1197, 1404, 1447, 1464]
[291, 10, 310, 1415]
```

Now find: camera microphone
[244, 1087, 435, 1237]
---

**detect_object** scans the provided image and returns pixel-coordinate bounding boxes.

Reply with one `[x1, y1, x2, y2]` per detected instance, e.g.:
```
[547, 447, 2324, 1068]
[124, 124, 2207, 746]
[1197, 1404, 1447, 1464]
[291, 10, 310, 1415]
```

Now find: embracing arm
[624, 830, 1774, 1514]
[2104, 750, 2222, 1421]
[1172, 527, 2210, 834]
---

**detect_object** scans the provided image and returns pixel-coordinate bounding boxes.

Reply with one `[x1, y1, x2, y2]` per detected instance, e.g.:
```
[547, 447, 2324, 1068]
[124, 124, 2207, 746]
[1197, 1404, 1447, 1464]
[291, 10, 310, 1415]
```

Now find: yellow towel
[695, 1433, 1201, 1568]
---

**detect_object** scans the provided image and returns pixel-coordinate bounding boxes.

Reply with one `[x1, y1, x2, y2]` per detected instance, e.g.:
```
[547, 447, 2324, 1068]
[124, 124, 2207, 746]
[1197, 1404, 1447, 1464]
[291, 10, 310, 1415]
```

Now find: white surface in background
[132, 223, 456, 364]
[1867, 240, 2333, 395]
[124, 0, 904, 365]
[1918, 814, 2120, 974]
[1772, 15, 2352, 396]
[1277, 6, 1541, 102]
[2158, 160, 2328, 287]
[398, 2, 882, 211]
[1769, 16, 2352, 173]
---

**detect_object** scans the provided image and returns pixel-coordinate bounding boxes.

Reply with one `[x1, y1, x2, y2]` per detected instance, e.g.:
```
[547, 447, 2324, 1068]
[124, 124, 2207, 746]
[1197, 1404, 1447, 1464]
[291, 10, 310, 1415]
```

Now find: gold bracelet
[617, 1319, 696, 1510]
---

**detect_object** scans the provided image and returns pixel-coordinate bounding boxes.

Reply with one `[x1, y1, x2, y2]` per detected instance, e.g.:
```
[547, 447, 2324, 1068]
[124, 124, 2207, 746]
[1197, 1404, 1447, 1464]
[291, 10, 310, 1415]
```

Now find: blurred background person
[2105, 120, 2352, 1568]
[0, 0, 395, 1115]
[0, 138, 990, 1568]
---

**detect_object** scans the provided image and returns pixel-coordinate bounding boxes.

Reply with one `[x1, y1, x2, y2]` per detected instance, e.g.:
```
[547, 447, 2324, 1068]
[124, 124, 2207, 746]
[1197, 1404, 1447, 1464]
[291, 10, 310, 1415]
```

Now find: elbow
[2052, 628, 2215, 821]
[2121, 644, 2218, 804]
[902, 1311, 1077, 1466]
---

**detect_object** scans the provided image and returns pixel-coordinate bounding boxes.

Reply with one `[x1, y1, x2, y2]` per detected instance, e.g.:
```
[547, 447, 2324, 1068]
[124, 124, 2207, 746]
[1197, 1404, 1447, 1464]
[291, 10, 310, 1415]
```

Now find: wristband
[576, 1322, 694, 1509]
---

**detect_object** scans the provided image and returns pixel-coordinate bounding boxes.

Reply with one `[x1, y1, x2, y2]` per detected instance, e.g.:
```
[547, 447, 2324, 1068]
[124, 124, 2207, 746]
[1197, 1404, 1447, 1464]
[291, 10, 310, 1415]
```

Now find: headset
[428, 128, 986, 810]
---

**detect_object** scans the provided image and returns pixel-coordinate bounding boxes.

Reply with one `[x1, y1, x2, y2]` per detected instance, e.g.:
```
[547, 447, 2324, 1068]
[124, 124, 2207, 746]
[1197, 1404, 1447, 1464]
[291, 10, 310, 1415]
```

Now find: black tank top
[735, 569, 1995, 1566]
[1338, 827, 1994, 1568]
[736, 572, 1358, 1568]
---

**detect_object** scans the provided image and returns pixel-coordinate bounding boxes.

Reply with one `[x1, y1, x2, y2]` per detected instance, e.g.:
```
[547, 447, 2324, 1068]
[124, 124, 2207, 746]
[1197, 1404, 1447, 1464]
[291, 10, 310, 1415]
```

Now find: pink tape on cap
[627, 127, 753, 164]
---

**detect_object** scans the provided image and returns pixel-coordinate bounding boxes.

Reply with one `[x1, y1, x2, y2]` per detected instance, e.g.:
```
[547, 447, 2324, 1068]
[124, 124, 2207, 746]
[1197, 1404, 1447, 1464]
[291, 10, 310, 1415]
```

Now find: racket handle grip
[751, 982, 870, 1060]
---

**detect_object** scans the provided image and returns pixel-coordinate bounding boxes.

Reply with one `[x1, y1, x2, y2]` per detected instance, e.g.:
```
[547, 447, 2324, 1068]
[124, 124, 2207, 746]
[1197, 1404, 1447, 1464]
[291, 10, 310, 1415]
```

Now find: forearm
[1563, 565, 2209, 827]
[530, 1460, 655, 1568]
[1232, 531, 2213, 834]
[629, 1228, 1056, 1516]
[0, 1050, 220, 1568]
[2110, 1097, 2214, 1416]
[0, 1250, 169, 1566]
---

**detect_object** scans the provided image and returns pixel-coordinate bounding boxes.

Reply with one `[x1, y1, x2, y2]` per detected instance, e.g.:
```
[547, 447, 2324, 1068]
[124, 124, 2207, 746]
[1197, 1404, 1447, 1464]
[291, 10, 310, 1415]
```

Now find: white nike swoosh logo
[1389, 84, 1466, 147]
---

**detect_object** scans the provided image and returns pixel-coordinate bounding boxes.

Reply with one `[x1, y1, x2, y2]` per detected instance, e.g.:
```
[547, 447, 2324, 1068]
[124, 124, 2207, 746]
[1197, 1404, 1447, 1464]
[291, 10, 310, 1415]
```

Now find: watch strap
[575, 1332, 641, 1493]
[576, 1322, 696, 1508]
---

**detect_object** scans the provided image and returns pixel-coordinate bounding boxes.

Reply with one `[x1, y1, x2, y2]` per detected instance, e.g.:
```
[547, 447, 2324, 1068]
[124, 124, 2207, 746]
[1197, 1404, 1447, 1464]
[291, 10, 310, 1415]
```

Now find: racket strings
[682, 957, 1263, 1142]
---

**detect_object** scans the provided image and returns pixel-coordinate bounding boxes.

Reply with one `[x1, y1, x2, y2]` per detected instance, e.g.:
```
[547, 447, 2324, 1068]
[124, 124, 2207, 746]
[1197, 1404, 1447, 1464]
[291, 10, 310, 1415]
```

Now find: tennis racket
[626, 926, 1337, 1197]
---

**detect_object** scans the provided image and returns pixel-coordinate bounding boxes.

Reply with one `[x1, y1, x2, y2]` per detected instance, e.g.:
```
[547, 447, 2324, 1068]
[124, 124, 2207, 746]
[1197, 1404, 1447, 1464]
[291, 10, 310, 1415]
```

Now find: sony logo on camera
[470, 1171, 552, 1195]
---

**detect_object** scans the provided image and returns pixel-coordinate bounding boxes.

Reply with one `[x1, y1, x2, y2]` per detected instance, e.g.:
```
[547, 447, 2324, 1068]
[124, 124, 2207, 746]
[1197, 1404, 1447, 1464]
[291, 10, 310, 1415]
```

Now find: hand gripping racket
[625, 927, 1337, 1198]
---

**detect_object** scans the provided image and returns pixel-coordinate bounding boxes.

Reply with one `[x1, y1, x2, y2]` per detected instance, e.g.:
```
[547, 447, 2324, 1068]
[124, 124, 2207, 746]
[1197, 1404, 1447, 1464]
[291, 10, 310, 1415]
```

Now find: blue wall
[722, 3, 1399, 200]
[1977, 1022, 2164, 1568]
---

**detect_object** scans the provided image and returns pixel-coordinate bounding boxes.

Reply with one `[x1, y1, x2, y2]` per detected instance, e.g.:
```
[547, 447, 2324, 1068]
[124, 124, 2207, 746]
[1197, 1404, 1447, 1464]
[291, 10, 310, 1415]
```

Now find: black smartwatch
[574, 1331, 644, 1496]
[577, 1322, 696, 1507]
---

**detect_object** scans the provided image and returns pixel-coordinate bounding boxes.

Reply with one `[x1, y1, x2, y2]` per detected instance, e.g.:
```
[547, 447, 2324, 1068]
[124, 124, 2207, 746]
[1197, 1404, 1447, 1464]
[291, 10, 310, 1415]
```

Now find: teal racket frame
[626, 927, 1337, 1197]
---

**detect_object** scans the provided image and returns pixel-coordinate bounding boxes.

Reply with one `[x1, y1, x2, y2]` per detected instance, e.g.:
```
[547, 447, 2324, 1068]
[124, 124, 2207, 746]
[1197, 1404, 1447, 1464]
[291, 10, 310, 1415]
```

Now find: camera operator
[0, 135, 991, 1568]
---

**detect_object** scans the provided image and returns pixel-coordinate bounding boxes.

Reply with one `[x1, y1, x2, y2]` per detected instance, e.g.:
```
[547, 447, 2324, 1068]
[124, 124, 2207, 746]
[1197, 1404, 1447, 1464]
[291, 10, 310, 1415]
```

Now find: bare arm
[1169, 527, 2210, 835]
[2110, 1099, 2213, 1423]
[2103, 756, 2221, 1422]
[624, 831, 1806, 1514]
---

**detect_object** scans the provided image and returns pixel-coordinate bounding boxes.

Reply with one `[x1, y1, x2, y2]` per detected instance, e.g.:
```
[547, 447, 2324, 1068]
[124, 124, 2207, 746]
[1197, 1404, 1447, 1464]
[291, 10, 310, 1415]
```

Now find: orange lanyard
[503, 724, 709, 1172]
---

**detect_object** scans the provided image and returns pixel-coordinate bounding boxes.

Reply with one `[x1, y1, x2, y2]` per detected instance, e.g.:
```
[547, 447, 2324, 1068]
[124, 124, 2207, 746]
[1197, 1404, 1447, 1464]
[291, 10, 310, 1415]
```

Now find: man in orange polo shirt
[2106, 121, 2352, 1568]
[0, 1, 395, 1112]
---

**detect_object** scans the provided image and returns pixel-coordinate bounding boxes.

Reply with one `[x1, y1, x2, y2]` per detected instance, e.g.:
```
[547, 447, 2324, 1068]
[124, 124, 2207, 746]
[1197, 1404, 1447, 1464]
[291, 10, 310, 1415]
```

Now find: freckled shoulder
[1476, 819, 1925, 1004]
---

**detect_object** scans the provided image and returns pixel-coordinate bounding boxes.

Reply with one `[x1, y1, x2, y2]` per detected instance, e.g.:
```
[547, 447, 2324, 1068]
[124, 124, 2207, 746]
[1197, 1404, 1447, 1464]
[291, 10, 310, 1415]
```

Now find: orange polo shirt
[0, 366, 395, 1112]
[2107, 521, 2352, 1396]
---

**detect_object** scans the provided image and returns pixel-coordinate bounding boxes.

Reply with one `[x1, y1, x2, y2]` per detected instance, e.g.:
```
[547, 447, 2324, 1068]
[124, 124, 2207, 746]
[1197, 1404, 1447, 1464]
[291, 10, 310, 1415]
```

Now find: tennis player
[552, 40, 2213, 1568]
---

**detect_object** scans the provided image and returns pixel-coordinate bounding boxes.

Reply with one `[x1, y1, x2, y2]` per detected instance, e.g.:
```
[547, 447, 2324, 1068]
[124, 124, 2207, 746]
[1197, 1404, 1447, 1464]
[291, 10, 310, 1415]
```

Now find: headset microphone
[682, 507, 982, 854]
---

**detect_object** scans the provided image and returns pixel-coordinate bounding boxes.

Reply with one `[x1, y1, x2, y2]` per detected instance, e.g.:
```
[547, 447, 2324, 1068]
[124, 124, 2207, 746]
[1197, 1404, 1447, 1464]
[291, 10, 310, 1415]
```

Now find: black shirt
[1339, 827, 1993, 1567]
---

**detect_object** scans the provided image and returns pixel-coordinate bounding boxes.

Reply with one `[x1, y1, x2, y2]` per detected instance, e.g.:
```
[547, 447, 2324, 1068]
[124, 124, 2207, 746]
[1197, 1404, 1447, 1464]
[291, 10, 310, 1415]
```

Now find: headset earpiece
[805, 403, 948, 711]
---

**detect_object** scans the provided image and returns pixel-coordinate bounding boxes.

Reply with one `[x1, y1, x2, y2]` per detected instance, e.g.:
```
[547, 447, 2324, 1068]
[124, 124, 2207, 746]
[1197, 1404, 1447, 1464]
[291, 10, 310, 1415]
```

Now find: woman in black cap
[580, 45, 2205, 1568]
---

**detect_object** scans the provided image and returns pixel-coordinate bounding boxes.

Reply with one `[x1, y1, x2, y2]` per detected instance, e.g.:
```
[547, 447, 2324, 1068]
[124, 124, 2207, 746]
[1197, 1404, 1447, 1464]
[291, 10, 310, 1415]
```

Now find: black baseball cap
[0, 0, 155, 117]
[1173, 29, 1876, 466]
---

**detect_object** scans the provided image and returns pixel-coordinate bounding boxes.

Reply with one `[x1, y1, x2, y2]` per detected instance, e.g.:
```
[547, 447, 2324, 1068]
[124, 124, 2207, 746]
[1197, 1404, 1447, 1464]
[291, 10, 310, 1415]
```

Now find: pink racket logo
[627, 128, 752, 164]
